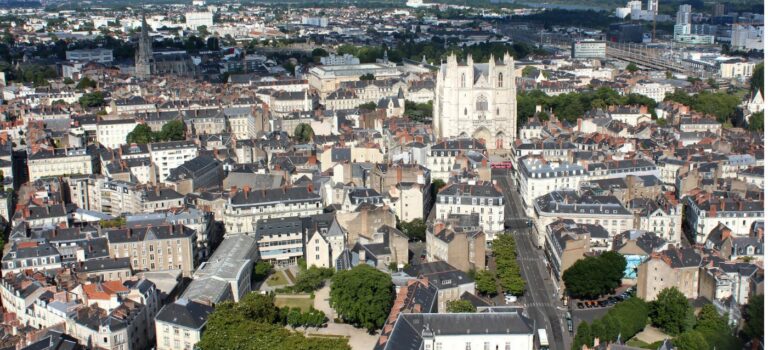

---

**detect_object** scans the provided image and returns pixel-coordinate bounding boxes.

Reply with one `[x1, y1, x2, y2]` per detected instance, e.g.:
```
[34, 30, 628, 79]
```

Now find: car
[504, 294, 517, 304]
[585, 301, 593, 308]
[577, 302, 585, 309]
[599, 300, 609, 307]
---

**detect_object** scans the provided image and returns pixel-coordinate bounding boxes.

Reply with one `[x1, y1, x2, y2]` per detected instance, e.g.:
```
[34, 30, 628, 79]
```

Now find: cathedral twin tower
[433, 52, 517, 150]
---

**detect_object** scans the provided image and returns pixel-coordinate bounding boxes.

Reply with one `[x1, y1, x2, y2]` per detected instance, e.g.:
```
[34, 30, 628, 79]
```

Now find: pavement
[309, 284, 379, 349]
[493, 170, 571, 350]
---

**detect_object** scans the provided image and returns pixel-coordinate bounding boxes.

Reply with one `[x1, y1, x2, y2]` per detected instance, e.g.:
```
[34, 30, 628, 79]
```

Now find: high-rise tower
[135, 13, 153, 79]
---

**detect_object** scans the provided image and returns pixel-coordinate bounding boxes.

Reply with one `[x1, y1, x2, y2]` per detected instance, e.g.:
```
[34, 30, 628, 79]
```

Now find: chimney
[307, 183, 314, 193]
[229, 186, 237, 197]
[397, 166, 403, 182]
[720, 201, 725, 211]
[709, 204, 717, 217]
[243, 186, 250, 199]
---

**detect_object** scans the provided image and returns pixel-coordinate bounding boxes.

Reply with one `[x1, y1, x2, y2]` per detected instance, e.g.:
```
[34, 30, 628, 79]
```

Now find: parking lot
[569, 286, 636, 325]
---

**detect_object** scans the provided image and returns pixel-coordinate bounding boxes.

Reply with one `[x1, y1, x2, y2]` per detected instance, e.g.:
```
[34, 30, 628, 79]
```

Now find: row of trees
[562, 251, 626, 299]
[517, 87, 659, 125]
[198, 293, 346, 350]
[572, 297, 649, 350]
[491, 234, 525, 296]
[125, 120, 186, 145]
[286, 307, 328, 330]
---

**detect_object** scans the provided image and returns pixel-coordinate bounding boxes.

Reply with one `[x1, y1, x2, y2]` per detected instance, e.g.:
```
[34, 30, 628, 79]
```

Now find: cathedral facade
[433, 53, 517, 149]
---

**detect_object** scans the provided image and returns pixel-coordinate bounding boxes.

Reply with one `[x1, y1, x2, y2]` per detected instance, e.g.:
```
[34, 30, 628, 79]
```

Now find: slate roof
[105, 225, 194, 244]
[379, 311, 533, 350]
[155, 299, 214, 330]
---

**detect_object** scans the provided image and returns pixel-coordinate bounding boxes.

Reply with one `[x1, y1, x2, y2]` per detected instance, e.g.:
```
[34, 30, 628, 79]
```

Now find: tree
[330, 264, 393, 332]
[293, 123, 314, 143]
[744, 294, 764, 341]
[78, 91, 105, 108]
[750, 62, 763, 94]
[356, 102, 377, 111]
[474, 270, 497, 296]
[695, 304, 741, 350]
[651, 287, 694, 335]
[253, 261, 273, 282]
[626, 63, 639, 73]
[572, 321, 592, 350]
[197, 25, 210, 37]
[404, 100, 433, 123]
[492, 234, 525, 296]
[446, 300, 476, 313]
[359, 73, 375, 81]
[126, 124, 154, 144]
[673, 331, 708, 350]
[158, 120, 186, 141]
[749, 111, 763, 132]
[563, 252, 626, 299]
[76, 76, 96, 90]
[291, 266, 334, 293]
[397, 219, 426, 241]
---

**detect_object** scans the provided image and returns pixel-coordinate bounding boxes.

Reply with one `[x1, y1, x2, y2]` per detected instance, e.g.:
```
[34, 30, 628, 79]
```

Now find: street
[493, 170, 571, 350]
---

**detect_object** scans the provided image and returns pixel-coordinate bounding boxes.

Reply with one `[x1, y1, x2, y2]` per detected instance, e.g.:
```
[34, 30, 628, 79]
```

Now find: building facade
[433, 53, 517, 149]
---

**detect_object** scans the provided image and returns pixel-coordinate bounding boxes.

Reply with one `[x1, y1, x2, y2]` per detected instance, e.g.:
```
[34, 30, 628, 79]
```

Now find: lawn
[274, 295, 314, 312]
[266, 271, 289, 287]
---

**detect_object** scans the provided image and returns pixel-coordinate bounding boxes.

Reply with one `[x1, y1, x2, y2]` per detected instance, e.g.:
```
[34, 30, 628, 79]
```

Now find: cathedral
[432, 53, 518, 149]
[135, 13, 195, 79]
[135, 13, 153, 79]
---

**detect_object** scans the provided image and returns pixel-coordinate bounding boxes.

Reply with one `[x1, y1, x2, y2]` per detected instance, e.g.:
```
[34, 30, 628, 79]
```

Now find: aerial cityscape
[0, 0, 763, 349]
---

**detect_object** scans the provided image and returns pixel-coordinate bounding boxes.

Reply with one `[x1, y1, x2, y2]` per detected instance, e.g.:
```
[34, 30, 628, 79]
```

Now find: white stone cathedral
[433, 52, 517, 149]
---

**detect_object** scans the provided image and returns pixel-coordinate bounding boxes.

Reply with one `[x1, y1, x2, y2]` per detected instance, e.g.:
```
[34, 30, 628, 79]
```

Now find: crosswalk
[520, 302, 556, 308]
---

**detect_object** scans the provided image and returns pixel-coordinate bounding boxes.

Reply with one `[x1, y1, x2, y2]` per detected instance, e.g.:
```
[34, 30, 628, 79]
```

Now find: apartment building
[684, 195, 764, 244]
[155, 299, 213, 350]
[223, 186, 322, 235]
[254, 217, 305, 267]
[516, 157, 587, 214]
[426, 215, 486, 272]
[636, 247, 702, 301]
[428, 139, 486, 182]
[435, 181, 504, 239]
[533, 191, 633, 248]
[305, 214, 347, 269]
[105, 224, 197, 277]
[97, 119, 138, 149]
[544, 220, 603, 294]
[149, 141, 198, 184]
[28, 148, 96, 181]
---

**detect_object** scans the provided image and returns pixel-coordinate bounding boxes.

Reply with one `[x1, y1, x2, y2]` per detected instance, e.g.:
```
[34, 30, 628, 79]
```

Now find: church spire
[135, 11, 153, 79]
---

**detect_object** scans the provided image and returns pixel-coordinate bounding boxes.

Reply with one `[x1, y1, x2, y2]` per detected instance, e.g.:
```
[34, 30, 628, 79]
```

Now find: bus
[537, 328, 549, 350]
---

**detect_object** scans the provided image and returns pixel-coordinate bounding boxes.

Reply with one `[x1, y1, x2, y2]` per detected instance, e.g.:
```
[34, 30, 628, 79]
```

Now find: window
[476, 95, 488, 112]
[461, 73, 466, 88]
[484, 342, 490, 350]
[466, 343, 472, 350]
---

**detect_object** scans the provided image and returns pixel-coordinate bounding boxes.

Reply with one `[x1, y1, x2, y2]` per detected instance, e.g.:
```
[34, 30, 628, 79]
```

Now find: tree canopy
[749, 111, 763, 132]
[673, 331, 708, 350]
[79, 91, 106, 108]
[744, 294, 764, 342]
[396, 218, 426, 241]
[126, 120, 186, 144]
[650, 287, 694, 335]
[664, 90, 741, 123]
[404, 100, 432, 123]
[750, 62, 763, 94]
[626, 63, 639, 73]
[197, 293, 349, 350]
[474, 270, 497, 296]
[563, 251, 626, 299]
[571, 297, 649, 348]
[491, 234, 525, 296]
[294, 123, 314, 143]
[330, 264, 393, 332]
[446, 299, 476, 313]
[517, 88, 658, 126]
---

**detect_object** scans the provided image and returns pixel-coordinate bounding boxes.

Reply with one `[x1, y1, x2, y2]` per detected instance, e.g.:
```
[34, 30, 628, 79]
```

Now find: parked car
[504, 294, 517, 304]
[577, 302, 585, 309]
